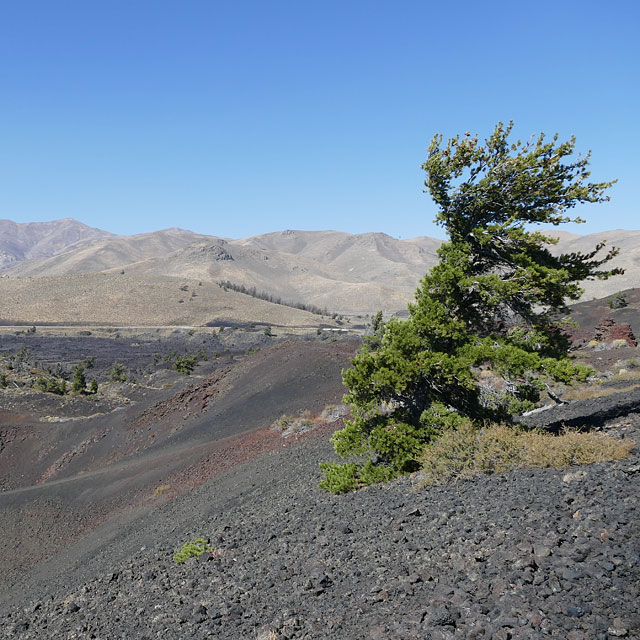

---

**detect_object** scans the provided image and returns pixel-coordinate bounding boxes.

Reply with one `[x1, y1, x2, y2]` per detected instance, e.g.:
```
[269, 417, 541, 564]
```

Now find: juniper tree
[320, 122, 622, 493]
[72, 363, 86, 394]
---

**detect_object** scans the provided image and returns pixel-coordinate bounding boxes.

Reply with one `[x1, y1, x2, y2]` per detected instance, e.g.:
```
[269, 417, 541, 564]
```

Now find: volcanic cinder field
[1, 222, 640, 638]
[0, 314, 639, 639]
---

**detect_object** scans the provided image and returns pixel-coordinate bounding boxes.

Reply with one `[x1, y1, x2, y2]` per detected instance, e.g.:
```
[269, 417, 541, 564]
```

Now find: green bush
[173, 355, 197, 375]
[318, 462, 359, 493]
[72, 364, 86, 393]
[108, 362, 127, 382]
[173, 538, 212, 564]
[35, 376, 67, 395]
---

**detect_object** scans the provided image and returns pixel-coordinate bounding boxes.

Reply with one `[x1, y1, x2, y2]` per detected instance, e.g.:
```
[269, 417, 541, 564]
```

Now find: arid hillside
[1, 219, 638, 315]
[0, 218, 112, 270]
[3, 228, 212, 277]
[545, 228, 640, 300]
[0, 273, 338, 328]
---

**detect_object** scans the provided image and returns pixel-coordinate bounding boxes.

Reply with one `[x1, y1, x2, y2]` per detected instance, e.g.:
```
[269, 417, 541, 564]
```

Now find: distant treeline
[217, 280, 343, 320]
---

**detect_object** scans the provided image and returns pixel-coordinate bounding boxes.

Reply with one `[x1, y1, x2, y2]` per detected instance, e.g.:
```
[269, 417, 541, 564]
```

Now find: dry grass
[153, 484, 172, 497]
[0, 273, 334, 328]
[419, 421, 635, 487]
[562, 383, 640, 402]
[274, 410, 315, 435]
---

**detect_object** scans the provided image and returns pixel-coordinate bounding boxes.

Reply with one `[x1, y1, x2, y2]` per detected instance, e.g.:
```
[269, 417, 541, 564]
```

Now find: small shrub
[274, 411, 314, 435]
[609, 293, 628, 309]
[173, 538, 212, 564]
[321, 404, 349, 423]
[173, 355, 197, 375]
[153, 484, 171, 497]
[108, 362, 127, 383]
[611, 339, 630, 349]
[0, 372, 8, 388]
[264, 326, 273, 337]
[89, 378, 99, 394]
[419, 422, 635, 487]
[35, 376, 67, 395]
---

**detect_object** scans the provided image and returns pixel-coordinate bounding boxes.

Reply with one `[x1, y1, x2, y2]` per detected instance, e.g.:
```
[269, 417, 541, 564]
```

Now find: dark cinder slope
[0, 339, 358, 600]
[1, 388, 638, 639]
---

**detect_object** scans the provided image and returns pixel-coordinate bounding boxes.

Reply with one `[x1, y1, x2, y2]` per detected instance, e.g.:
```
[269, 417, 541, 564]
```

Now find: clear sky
[1, 0, 638, 240]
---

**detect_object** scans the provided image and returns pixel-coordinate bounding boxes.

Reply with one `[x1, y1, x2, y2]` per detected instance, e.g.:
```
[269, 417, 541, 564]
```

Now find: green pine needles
[320, 122, 622, 493]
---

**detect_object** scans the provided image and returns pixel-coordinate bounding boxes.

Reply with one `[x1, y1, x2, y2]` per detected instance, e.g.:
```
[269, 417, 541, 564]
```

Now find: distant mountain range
[1, 218, 638, 316]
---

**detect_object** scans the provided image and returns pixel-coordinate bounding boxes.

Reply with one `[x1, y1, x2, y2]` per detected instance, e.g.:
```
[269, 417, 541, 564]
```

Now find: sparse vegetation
[108, 362, 128, 383]
[274, 410, 314, 435]
[322, 122, 622, 491]
[153, 484, 171, 497]
[217, 280, 343, 319]
[71, 363, 87, 393]
[34, 376, 67, 395]
[609, 292, 628, 309]
[173, 538, 212, 564]
[419, 421, 635, 487]
[173, 355, 197, 375]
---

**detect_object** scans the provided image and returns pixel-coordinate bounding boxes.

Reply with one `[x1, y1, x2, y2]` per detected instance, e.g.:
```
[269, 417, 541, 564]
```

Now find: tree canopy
[320, 122, 622, 493]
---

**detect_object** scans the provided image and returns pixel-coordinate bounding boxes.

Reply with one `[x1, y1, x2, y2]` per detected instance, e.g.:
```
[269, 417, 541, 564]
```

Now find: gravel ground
[1, 398, 639, 639]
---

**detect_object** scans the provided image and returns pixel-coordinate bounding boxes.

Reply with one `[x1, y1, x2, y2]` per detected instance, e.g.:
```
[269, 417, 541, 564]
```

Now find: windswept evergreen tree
[321, 122, 622, 493]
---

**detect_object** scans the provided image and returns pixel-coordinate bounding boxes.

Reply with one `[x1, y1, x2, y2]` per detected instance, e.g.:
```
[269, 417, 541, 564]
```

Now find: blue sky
[1, 0, 638, 239]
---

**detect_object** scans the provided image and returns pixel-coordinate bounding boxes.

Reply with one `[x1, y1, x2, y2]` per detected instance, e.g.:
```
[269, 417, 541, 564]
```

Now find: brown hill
[0, 218, 112, 271]
[3, 228, 211, 277]
[0, 273, 335, 328]
[544, 229, 640, 300]
[2, 219, 637, 315]
[107, 233, 437, 314]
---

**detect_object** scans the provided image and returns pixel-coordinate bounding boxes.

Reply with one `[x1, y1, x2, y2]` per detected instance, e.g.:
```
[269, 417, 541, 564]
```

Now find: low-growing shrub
[34, 376, 67, 395]
[153, 484, 171, 497]
[108, 362, 127, 383]
[173, 538, 212, 564]
[319, 460, 397, 493]
[612, 339, 631, 349]
[419, 421, 635, 487]
[274, 411, 314, 435]
[173, 355, 197, 375]
[609, 293, 628, 309]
